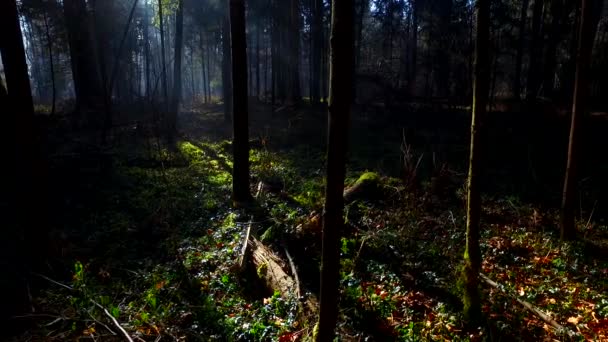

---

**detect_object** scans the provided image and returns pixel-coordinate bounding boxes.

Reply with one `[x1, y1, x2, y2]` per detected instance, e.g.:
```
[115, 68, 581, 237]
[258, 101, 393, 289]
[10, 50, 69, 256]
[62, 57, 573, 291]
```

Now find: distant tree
[561, 0, 596, 241]
[222, 2, 233, 122]
[158, 0, 169, 112]
[316, 0, 354, 340]
[63, 0, 103, 113]
[462, 0, 490, 323]
[229, 0, 251, 203]
[525, 0, 544, 102]
[513, 0, 529, 100]
[311, 0, 323, 104]
[168, 0, 184, 145]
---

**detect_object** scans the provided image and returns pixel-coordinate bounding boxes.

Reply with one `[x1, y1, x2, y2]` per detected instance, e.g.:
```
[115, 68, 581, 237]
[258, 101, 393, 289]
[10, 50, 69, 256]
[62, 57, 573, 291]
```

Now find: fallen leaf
[567, 316, 582, 325]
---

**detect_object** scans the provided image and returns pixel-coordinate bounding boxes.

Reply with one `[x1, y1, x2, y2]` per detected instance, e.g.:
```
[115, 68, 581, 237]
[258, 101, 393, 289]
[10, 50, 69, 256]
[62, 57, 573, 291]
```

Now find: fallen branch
[479, 273, 573, 336]
[32, 273, 134, 342]
[284, 248, 301, 299]
[237, 182, 263, 271]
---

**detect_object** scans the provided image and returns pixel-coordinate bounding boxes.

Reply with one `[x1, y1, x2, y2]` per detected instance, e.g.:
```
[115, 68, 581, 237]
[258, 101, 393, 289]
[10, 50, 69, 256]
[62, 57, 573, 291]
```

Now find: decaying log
[249, 237, 295, 297]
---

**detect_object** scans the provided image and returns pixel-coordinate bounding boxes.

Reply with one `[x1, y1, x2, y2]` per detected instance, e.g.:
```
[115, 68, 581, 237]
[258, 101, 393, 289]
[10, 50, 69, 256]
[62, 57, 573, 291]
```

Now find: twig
[89, 300, 133, 342]
[31, 273, 133, 342]
[237, 182, 264, 270]
[479, 273, 573, 336]
[284, 248, 301, 299]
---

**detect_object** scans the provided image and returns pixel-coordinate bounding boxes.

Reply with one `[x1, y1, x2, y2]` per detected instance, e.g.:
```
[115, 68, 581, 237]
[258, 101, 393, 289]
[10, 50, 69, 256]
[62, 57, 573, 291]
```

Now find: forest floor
[8, 101, 608, 341]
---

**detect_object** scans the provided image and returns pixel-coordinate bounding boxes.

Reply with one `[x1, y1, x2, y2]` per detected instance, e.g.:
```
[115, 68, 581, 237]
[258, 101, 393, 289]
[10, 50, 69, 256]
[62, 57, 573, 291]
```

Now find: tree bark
[230, 0, 252, 203]
[64, 0, 103, 114]
[543, 0, 563, 98]
[561, 0, 595, 241]
[158, 0, 169, 111]
[462, 0, 490, 324]
[168, 0, 184, 145]
[526, 0, 545, 102]
[222, 7, 233, 122]
[316, 0, 353, 340]
[311, 0, 323, 104]
[43, 12, 56, 116]
[513, 0, 529, 100]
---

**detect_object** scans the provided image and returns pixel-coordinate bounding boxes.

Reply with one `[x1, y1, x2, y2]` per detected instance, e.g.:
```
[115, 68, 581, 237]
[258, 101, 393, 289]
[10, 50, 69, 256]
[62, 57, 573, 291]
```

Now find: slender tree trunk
[43, 12, 56, 116]
[144, 3, 151, 99]
[158, 0, 169, 112]
[543, 0, 563, 98]
[64, 0, 103, 114]
[222, 9, 233, 122]
[526, 0, 545, 102]
[409, 0, 419, 97]
[311, 0, 323, 104]
[168, 0, 183, 145]
[561, 0, 595, 241]
[316, 0, 353, 340]
[462, 0, 490, 324]
[201, 31, 208, 103]
[206, 32, 212, 101]
[230, 0, 251, 203]
[513, 0, 529, 100]
[256, 18, 261, 100]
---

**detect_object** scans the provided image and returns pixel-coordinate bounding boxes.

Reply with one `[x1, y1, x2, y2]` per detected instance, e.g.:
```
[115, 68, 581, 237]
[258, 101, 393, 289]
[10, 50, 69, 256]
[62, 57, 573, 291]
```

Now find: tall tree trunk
[168, 0, 183, 145]
[64, 0, 103, 114]
[0, 0, 43, 318]
[316, 0, 353, 340]
[144, 3, 151, 99]
[256, 18, 261, 100]
[206, 32, 212, 101]
[513, 0, 529, 100]
[43, 12, 56, 116]
[526, 0, 545, 102]
[287, 0, 301, 104]
[158, 0, 169, 112]
[543, 0, 563, 98]
[561, 0, 596, 241]
[311, 0, 323, 104]
[462, 0, 490, 324]
[222, 8, 233, 122]
[230, 0, 251, 203]
[409, 0, 419, 97]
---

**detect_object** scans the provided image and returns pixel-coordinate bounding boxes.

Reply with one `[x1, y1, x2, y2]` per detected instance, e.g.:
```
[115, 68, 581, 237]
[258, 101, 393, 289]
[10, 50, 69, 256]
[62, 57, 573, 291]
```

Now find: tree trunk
[64, 0, 103, 114]
[513, 0, 529, 100]
[158, 0, 169, 112]
[43, 12, 56, 116]
[409, 0, 419, 98]
[543, 0, 563, 98]
[311, 0, 323, 104]
[316, 0, 353, 340]
[222, 8, 233, 122]
[526, 0, 545, 102]
[561, 0, 595, 241]
[462, 0, 490, 324]
[256, 19, 261, 100]
[168, 0, 183, 145]
[230, 0, 252, 203]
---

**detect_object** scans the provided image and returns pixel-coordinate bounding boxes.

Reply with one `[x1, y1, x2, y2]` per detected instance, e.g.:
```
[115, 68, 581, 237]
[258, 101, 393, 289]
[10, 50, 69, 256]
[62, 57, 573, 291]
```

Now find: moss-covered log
[343, 172, 381, 203]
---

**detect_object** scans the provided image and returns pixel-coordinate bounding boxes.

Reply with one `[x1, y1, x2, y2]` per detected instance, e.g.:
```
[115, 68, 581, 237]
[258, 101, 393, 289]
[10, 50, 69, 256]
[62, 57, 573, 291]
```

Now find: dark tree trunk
[64, 0, 103, 114]
[201, 31, 208, 103]
[256, 18, 261, 100]
[144, 3, 151, 98]
[311, 0, 323, 104]
[462, 0, 490, 324]
[316, 0, 353, 340]
[230, 0, 252, 203]
[513, 0, 529, 100]
[561, 0, 596, 241]
[222, 8, 233, 122]
[0, 0, 43, 320]
[158, 0, 169, 111]
[409, 0, 419, 97]
[168, 0, 184, 145]
[543, 0, 563, 98]
[43, 12, 56, 116]
[526, 0, 545, 102]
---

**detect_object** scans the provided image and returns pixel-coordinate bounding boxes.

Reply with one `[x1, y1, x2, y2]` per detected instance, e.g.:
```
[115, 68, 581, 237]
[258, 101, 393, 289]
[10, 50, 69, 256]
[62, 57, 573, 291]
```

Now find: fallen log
[343, 172, 382, 203]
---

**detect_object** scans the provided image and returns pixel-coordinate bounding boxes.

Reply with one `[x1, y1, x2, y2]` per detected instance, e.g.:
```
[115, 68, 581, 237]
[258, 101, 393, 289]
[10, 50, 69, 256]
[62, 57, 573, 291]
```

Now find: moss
[256, 262, 268, 279]
[178, 141, 205, 163]
[222, 213, 237, 229]
[357, 171, 380, 183]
